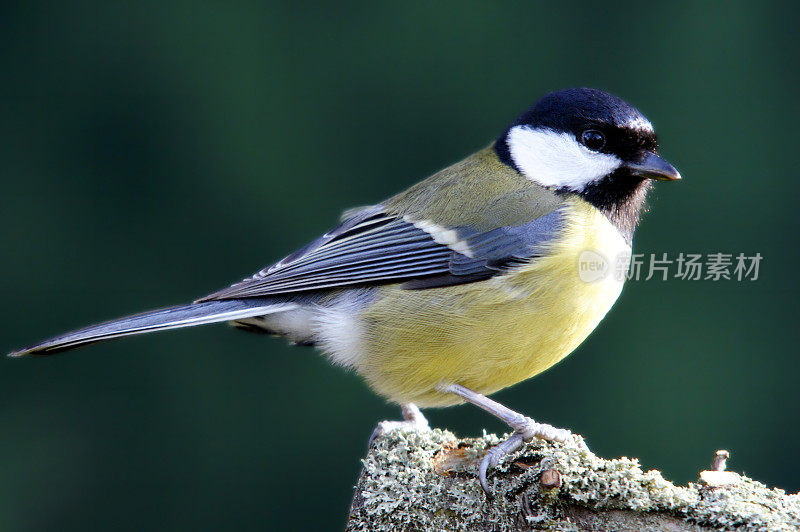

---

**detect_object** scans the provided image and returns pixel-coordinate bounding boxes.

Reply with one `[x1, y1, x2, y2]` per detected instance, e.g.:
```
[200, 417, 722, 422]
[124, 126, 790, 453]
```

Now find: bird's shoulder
[383, 144, 564, 231]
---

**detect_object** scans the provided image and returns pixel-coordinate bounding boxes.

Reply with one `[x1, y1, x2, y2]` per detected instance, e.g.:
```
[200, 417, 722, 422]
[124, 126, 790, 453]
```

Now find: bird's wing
[198, 204, 564, 301]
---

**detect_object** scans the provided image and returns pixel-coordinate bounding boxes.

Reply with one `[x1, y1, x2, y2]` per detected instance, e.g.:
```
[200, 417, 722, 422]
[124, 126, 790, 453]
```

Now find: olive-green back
[383, 145, 564, 231]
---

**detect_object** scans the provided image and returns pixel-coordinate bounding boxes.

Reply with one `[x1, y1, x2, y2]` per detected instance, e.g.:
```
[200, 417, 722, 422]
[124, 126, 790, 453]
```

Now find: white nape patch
[313, 290, 373, 369]
[626, 115, 654, 134]
[403, 216, 474, 257]
[507, 126, 622, 191]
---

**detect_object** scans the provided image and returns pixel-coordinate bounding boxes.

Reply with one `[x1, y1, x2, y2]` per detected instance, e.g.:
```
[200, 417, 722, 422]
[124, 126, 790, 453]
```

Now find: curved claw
[478, 430, 590, 494]
[479, 432, 524, 494]
[368, 423, 388, 448]
[440, 384, 589, 494]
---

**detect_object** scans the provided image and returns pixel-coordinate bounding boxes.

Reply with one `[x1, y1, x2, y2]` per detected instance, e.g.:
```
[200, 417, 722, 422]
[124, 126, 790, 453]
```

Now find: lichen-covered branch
[346, 429, 800, 531]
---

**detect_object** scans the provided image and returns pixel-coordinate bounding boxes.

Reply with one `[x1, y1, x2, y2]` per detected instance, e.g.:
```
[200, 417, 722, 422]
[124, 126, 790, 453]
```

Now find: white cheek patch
[507, 126, 622, 191]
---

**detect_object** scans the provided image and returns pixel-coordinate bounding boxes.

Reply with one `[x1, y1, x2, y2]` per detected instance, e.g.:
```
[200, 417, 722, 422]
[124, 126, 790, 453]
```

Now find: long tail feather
[8, 299, 295, 357]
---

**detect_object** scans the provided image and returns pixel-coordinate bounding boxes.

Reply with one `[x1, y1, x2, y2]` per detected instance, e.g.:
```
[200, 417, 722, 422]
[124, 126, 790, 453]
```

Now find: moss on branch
[346, 429, 800, 531]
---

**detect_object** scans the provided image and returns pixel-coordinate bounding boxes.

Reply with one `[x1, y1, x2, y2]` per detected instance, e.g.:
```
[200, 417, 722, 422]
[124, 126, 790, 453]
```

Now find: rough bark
[346, 429, 799, 531]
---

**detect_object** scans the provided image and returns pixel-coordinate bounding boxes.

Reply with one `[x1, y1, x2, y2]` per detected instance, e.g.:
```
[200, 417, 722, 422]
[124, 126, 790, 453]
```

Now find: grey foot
[478, 415, 587, 493]
[440, 383, 589, 494]
[368, 403, 430, 447]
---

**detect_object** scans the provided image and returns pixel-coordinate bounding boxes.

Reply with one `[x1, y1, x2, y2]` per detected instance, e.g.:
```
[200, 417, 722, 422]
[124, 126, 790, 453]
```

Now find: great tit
[9, 88, 680, 492]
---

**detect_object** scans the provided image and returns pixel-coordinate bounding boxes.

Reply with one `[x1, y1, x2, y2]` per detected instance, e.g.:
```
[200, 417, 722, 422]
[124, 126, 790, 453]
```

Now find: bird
[8, 87, 680, 493]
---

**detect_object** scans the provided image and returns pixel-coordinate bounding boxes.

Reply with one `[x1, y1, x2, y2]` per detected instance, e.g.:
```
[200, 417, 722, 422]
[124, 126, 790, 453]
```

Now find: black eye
[580, 130, 606, 151]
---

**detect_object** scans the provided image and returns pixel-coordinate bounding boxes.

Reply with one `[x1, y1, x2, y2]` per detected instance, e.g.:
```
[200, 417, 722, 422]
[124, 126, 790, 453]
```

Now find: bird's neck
[575, 177, 652, 245]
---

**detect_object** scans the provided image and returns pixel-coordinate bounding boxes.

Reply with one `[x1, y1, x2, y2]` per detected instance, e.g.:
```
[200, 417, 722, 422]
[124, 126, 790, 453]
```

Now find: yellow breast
[354, 197, 631, 407]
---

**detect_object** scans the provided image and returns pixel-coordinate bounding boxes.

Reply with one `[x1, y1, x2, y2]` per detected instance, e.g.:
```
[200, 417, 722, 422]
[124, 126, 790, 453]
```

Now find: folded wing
[199, 205, 564, 301]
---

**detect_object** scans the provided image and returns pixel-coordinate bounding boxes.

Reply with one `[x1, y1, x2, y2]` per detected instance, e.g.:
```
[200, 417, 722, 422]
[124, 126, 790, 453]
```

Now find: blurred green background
[1, 1, 798, 530]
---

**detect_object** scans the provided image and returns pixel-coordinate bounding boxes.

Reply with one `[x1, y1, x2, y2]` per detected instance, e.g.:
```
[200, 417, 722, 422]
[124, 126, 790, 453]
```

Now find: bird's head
[496, 87, 680, 237]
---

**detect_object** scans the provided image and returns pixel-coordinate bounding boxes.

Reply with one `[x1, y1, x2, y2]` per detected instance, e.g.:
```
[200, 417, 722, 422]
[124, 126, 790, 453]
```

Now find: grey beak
[626, 152, 681, 181]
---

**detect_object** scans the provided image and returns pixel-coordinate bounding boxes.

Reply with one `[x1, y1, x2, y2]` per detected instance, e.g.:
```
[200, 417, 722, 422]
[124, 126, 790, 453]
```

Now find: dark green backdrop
[2, 2, 798, 530]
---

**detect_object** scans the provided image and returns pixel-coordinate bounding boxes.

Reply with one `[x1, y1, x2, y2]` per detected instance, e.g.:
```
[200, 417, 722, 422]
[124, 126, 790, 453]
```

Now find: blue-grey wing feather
[200, 207, 564, 300]
[402, 211, 564, 289]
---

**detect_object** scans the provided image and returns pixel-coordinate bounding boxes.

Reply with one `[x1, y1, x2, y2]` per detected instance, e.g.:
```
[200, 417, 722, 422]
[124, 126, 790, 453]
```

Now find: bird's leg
[442, 383, 588, 493]
[368, 403, 430, 447]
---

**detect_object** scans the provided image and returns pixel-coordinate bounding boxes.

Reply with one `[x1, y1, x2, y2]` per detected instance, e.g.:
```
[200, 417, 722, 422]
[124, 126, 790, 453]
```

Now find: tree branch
[346, 429, 799, 531]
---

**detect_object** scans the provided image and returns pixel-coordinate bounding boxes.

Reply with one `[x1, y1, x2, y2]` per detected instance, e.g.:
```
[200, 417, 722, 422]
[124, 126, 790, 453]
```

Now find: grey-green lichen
[346, 429, 800, 532]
